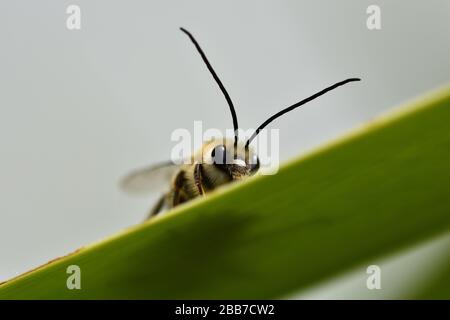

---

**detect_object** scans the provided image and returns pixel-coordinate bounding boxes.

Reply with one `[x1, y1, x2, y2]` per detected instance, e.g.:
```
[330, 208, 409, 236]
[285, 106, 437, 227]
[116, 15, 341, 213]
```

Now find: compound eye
[211, 145, 227, 165]
[249, 154, 260, 173]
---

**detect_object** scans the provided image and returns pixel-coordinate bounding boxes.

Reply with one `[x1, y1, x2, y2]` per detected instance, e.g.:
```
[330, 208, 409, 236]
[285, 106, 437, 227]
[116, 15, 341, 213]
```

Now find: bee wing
[120, 161, 180, 196]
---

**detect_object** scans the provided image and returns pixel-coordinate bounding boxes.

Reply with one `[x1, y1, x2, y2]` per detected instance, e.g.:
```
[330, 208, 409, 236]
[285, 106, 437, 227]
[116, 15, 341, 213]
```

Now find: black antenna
[180, 27, 239, 150]
[245, 78, 361, 148]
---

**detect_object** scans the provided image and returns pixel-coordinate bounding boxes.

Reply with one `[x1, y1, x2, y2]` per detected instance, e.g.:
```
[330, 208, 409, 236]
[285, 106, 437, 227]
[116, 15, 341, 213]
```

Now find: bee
[121, 27, 360, 220]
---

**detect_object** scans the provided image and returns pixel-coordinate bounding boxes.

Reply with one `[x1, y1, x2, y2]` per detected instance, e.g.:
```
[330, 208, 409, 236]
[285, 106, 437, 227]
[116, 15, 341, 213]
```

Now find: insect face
[203, 139, 260, 181]
[121, 28, 361, 220]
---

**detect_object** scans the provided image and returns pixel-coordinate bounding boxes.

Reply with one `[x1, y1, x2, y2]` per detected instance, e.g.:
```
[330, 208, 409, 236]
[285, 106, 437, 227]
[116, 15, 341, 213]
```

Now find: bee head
[181, 27, 360, 180]
[204, 139, 259, 180]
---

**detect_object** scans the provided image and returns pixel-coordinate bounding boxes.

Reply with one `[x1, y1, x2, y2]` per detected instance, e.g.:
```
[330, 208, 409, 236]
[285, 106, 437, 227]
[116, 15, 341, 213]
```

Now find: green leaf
[1, 86, 450, 299]
[413, 246, 450, 299]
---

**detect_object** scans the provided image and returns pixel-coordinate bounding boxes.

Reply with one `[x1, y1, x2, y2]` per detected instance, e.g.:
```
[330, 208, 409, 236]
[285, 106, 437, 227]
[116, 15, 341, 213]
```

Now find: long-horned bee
[121, 28, 360, 219]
